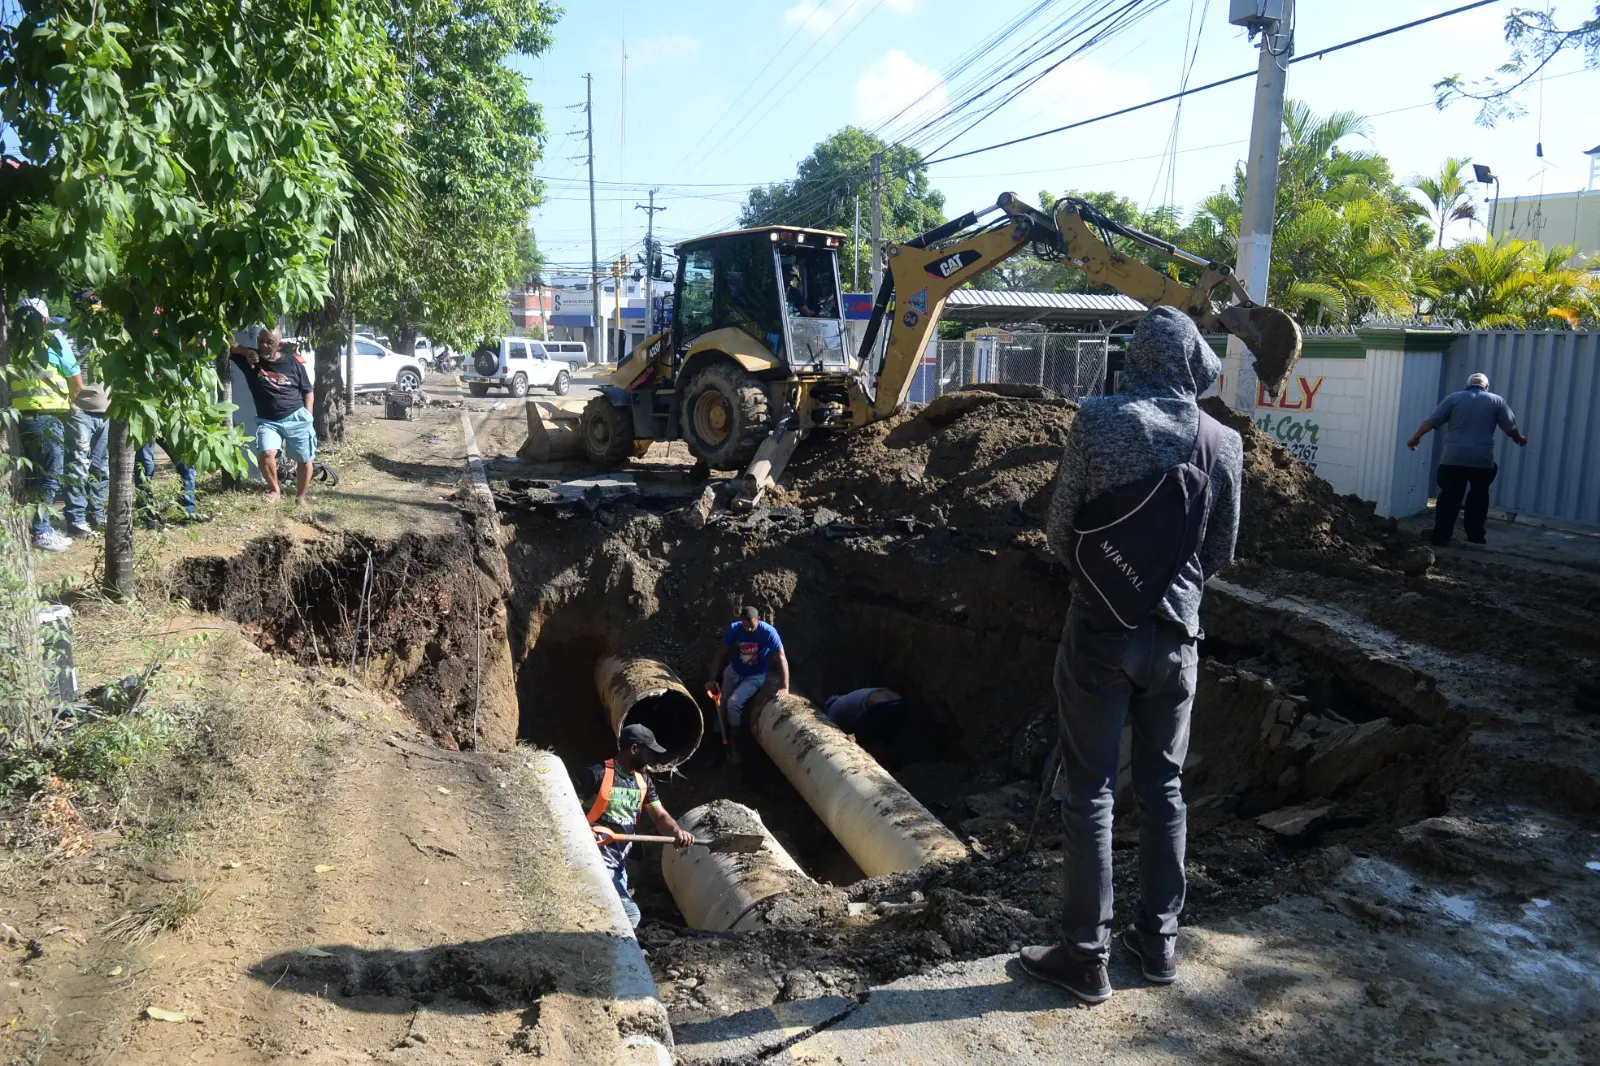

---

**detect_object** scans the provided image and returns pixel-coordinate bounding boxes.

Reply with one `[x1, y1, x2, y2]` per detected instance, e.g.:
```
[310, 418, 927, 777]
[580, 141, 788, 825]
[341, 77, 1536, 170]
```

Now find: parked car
[543, 341, 589, 369]
[349, 335, 427, 391]
[461, 337, 571, 397]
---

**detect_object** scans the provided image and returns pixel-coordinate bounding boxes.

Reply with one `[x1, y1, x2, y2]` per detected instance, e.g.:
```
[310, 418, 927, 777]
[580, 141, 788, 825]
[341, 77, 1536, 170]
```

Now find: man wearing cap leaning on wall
[571, 723, 694, 927]
[1407, 373, 1527, 547]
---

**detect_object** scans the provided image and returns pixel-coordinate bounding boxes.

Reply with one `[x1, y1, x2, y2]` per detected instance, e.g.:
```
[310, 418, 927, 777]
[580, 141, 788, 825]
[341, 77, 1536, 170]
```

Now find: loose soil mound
[778, 386, 1400, 565]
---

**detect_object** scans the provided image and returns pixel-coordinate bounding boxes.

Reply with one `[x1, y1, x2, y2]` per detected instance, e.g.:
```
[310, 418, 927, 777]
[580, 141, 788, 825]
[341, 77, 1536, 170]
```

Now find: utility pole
[611, 255, 629, 360]
[635, 189, 666, 320]
[869, 152, 884, 296]
[584, 73, 605, 366]
[853, 194, 861, 291]
[1224, 0, 1294, 412]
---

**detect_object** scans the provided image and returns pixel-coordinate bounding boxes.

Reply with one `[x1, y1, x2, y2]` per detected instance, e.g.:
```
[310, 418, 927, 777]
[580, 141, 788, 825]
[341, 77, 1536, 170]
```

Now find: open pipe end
[595, 656, 704, 771]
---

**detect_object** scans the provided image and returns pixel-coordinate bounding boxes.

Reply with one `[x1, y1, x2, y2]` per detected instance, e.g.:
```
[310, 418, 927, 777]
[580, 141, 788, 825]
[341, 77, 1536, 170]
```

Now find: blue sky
[515, 0, 1600, 276]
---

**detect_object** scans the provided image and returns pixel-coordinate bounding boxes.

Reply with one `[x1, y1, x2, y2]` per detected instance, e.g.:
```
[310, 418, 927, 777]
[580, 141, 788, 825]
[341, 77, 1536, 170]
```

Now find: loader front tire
[580, 395, 634, 467]
[679, 361, 771, 471]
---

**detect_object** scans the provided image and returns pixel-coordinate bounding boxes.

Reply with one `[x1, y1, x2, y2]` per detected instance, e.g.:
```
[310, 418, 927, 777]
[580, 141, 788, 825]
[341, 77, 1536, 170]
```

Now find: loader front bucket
[1217, 303, 1302, 400]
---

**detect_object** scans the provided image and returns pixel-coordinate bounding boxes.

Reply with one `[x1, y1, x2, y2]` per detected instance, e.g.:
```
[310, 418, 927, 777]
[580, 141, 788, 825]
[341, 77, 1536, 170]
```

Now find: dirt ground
[5, 382, 1599, 1064]
[2, 396, 669, 1065]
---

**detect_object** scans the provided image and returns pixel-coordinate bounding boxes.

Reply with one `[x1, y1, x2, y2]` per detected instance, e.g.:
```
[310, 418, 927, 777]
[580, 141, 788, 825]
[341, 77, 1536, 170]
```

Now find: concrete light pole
[1224, 0, 1294, 413]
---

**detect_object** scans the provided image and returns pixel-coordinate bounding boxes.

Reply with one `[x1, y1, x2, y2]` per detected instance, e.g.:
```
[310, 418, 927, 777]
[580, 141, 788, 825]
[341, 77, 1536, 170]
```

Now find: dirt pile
[1199, 397, 1400, 564]
[775, 386, 1400, 565]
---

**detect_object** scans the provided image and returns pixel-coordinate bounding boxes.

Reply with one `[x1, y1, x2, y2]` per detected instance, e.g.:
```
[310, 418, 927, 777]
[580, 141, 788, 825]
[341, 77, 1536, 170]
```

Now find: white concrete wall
[1219, 355, 1369, 497]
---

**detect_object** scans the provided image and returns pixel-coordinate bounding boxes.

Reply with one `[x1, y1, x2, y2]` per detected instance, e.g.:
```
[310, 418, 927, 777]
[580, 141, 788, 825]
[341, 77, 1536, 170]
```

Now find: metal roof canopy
[941, 289, 1146, 328]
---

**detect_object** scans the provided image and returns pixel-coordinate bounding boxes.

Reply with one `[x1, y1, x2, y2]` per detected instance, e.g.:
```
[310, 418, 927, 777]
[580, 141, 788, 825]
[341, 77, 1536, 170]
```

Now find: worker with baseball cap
[571, 723, 694, 926]
[10, 297, 84, 552]
[1407, 372, 1527, 546]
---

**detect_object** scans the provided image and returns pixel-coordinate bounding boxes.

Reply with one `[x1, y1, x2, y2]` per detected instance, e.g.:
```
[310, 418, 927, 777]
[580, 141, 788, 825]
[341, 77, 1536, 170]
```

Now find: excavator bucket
[1217, 304, 1302, 400]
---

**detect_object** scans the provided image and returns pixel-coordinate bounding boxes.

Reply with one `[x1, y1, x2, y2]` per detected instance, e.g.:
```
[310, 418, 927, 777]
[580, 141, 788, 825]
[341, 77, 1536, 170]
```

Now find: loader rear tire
[580, 395, 634, 467]
[679, 361, 771, 471]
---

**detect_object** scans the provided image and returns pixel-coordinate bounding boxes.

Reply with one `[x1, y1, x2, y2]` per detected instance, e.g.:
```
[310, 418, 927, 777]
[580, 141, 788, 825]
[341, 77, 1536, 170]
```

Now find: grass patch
[101, 884, 212, 945]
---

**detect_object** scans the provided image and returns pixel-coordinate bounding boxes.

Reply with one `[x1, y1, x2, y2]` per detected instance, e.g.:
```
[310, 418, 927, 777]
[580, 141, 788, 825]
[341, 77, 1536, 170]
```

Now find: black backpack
[1070, 411, 1224, 628]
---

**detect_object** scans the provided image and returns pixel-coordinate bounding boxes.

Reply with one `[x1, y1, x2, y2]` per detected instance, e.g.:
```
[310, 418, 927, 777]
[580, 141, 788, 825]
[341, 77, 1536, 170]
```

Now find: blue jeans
[610, 863, 641, 927]
[720, 667, 768, 728]
[1054, 604, 1197, 962]
[135, 440, 198, 518]
[19, 412, 66, 540]
[65, 410, 109, 526]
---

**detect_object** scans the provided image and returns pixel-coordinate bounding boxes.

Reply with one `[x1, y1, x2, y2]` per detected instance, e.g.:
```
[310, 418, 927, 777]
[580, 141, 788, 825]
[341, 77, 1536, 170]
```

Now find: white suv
[462, 337, 571, 397]
[351, 336, 427, 391]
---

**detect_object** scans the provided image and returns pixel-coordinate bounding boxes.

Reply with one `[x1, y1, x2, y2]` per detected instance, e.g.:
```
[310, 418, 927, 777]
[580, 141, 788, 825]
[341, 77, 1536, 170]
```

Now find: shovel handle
[594, 828, 703, 847]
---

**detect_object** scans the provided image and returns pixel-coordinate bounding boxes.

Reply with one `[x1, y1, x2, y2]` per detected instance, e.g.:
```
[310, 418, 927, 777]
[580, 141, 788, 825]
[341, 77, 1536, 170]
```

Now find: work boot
[1120, 926, 1177, 984]
[1018, 945, 1111, 1005]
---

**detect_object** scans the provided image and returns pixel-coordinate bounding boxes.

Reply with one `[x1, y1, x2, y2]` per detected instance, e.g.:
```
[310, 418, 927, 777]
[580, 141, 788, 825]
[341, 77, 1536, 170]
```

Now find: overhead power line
[922, 0, 1505, 165]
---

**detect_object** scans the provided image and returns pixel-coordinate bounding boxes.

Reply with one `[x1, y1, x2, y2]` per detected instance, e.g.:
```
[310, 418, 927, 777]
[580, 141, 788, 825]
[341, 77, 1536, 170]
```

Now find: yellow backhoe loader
[578, 192, 1301, 504]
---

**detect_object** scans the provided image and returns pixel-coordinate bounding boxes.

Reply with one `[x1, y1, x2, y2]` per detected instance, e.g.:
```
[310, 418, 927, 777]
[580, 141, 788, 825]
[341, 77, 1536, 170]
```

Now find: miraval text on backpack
[1070, 411, 1224, 628]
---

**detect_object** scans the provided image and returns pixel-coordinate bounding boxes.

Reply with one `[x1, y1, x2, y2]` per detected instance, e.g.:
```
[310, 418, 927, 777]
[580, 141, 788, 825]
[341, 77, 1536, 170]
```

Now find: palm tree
[1410, 157, 1478, 248]
[1428, 236, 1597, 327]
[1186, 101, 1425, 326]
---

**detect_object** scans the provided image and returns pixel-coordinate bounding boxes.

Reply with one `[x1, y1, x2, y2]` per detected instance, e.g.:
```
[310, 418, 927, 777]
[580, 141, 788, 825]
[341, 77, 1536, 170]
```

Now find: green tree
[1186, 102, 1427, 326]
[2, 0, 408, 596]
[353, 0, 558, 356]
[740, 127, 946, 288]
[1428, 235, 1598, 327]
[1410, 157, 1479, 249]
[1436, 6, 1600, 124]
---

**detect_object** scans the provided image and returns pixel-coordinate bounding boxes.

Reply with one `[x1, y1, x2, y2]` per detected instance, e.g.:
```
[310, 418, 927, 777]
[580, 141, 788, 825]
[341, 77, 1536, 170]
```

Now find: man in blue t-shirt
[1407, 372, 1527, 546]
[707, 606, 791, 760]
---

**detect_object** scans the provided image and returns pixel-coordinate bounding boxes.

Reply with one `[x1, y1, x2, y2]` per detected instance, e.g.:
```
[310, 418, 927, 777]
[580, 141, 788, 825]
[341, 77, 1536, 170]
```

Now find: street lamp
[1472, 163, 1500, 238]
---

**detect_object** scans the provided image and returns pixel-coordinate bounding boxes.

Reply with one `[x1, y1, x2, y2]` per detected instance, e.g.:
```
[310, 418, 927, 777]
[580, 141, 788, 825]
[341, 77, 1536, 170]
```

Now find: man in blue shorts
[707, 606, 791, 761]
[231, 328, 315, 505]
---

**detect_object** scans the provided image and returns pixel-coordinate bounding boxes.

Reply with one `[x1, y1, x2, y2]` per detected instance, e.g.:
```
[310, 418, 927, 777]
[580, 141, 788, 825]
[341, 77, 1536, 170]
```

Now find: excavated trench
[488, 485, 1481, 1021]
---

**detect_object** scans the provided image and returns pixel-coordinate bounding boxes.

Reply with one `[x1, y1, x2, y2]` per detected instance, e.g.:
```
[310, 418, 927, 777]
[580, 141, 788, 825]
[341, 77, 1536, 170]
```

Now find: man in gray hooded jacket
[1020, 306, 1242, 1004]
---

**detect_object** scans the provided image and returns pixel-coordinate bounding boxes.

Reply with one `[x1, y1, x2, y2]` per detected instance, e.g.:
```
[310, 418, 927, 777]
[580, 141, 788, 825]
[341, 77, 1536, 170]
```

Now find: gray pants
[1054, 604, 1197, 962]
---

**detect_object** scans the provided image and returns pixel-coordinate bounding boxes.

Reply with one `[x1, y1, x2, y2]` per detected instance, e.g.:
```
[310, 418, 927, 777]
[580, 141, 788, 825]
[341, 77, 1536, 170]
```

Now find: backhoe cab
[578, 226, 850, 472]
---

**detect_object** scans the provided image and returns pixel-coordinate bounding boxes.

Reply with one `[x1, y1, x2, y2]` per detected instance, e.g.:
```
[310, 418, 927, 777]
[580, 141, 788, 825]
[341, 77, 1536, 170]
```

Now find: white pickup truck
[461, 337, 572, 398]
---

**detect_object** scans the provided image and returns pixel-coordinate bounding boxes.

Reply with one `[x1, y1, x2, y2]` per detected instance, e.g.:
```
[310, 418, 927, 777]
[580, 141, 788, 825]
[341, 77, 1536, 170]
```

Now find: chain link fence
[908, 334, 1109, 404]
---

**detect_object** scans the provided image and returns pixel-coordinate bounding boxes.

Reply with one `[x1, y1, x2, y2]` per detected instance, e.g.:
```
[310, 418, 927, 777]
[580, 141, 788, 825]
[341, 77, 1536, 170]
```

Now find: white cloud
[785, 0, 916, 35]
[627, 33, 701, 72]
[855, 49, 947, 127]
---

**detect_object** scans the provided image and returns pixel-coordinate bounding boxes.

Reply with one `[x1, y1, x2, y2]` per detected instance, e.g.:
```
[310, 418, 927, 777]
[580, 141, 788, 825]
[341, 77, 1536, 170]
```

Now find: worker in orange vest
[572, 724, 693, 927]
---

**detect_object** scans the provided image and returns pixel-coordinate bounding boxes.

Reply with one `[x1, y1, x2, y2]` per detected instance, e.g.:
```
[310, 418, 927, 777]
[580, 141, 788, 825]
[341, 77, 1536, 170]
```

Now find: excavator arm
[848, 192, 1302, 424]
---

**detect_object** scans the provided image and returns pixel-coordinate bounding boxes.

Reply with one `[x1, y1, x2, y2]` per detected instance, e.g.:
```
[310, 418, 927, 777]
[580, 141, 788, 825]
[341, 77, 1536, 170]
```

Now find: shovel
[593, 827, 765, 854]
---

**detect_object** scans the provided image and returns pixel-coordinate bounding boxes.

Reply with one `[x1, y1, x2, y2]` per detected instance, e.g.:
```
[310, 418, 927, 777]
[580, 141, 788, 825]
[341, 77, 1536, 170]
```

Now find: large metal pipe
[595, 655, 703, 770]
[750, 694, 967, 877]
[661, 801, 816, 932]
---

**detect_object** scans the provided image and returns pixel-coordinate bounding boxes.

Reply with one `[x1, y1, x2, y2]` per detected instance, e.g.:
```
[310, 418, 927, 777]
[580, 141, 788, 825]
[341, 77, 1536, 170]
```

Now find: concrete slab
[674, 996, 857, 1065]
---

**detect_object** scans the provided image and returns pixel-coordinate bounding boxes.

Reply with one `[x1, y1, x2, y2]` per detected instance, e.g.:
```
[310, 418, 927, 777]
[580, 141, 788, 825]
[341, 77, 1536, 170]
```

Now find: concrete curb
[533, 749, 674, 1057]
[458, 410, 499, 525]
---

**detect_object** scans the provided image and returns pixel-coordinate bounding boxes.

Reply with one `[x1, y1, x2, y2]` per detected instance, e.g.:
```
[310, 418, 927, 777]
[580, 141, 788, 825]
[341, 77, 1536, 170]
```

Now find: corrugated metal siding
[1439, 331, 1600, 526]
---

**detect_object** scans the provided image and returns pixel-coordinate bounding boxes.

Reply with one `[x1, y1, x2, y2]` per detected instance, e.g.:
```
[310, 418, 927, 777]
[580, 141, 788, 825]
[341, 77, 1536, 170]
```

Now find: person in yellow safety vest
[10, 298, 83, 553]
[571, 724, 693, 927]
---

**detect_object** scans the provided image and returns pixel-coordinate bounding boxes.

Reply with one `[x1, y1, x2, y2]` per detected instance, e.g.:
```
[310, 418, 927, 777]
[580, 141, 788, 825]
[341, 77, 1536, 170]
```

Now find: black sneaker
[1465, 535, 1486, 545]
[1018, 945, 1111, 1005]
[1120, 926, 1177, 984]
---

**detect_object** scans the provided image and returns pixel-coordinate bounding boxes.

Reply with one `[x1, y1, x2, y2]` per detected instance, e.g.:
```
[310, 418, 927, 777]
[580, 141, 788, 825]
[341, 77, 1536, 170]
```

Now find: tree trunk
[103, 418, 136, 601]
[314, 342, 346, 444]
